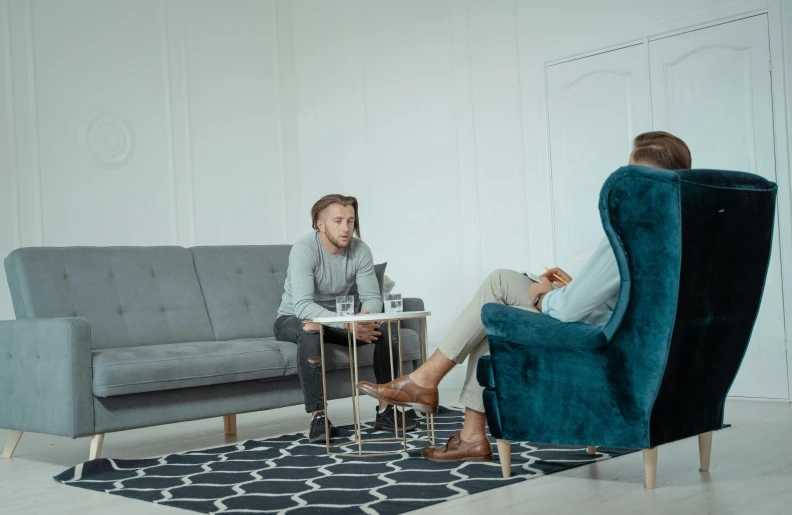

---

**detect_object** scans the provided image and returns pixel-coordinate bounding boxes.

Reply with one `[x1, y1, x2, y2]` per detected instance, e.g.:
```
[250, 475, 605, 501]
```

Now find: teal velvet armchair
[477, 165, 777, 488]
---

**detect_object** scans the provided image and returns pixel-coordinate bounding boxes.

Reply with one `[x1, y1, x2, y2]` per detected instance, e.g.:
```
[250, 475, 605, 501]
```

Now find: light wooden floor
[1, 390, 790, 515]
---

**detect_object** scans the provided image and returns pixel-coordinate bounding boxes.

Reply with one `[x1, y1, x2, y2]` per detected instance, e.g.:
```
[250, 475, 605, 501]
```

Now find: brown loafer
[422, 431, 493, 462]
[356, 375, 439, 414]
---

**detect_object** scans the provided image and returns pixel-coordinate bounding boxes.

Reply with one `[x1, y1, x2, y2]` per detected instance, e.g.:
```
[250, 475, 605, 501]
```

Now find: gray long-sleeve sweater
[277, 231, 382, 321]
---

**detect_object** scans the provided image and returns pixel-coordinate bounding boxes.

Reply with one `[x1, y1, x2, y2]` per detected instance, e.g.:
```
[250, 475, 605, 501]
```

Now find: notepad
[523, 271, 561, 289]
[525, 271, 542, 283]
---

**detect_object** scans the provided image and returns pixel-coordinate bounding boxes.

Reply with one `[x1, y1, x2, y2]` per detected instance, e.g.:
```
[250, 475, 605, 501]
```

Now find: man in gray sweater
[274, 194, 416, 442]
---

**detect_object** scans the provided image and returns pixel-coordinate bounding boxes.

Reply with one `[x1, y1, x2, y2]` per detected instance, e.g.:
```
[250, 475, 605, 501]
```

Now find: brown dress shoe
[422, 432, 493, 462]
[356, 375, 439, 414]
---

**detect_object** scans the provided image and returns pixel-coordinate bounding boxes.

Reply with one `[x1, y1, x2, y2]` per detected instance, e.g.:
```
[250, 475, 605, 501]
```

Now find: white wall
[517, 0, 792, 274]
[2, 0, 791, 362]
[0, 0, 288, 322]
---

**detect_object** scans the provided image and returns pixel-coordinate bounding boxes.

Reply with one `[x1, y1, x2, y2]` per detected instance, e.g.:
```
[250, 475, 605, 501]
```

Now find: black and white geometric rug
[54, 407, 633, 515]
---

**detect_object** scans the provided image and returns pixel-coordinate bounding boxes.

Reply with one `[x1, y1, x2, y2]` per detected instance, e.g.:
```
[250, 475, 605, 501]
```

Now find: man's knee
[486, 268, 517, 288]
[487, 269, 512, 281]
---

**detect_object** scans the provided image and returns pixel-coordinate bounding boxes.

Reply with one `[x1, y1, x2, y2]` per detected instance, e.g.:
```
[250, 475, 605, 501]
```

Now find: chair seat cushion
[92, 329, 422, 397]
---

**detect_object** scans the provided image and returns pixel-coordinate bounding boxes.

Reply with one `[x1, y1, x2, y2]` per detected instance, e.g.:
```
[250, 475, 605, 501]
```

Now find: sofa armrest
[400, 297, 425, 337]
[481, 303, 605, 352]
[0, 318, 95, 437]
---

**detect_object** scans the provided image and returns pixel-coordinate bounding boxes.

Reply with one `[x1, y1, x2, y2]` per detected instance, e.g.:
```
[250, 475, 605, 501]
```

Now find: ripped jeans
[273, 315, 398, 413]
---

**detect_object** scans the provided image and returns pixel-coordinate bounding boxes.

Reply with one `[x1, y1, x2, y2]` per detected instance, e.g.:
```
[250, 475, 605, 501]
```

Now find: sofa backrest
[4, 247, 216, 349]
[190, 246, 291, 340]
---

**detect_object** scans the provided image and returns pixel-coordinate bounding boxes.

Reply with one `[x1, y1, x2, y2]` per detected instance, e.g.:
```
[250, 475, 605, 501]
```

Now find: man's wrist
[533, 292, 546, 313]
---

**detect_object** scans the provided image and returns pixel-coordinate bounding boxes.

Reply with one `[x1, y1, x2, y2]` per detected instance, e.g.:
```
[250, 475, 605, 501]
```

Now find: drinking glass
[384, 293, 403, 314]
[335, 296, 354, 317]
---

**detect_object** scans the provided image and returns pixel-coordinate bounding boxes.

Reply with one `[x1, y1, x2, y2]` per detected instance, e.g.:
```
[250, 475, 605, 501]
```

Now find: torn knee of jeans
[308, 358, 321, 368]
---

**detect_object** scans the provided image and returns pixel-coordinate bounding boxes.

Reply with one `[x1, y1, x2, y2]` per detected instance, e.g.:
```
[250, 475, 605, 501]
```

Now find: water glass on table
[384, 293, 403, 314]
[335, 296, 354, 317]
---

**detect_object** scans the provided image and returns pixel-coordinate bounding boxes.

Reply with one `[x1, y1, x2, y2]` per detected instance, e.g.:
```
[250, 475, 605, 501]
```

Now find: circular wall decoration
[84, 113, 135, 169]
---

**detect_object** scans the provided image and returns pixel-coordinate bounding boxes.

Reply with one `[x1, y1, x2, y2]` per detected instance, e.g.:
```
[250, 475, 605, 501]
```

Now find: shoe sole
[422, 454, 493, 463]
[356, 385, 439, 415]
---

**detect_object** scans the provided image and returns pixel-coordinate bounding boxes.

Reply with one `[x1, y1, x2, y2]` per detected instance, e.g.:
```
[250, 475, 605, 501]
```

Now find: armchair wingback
[478, 165, 777, 487]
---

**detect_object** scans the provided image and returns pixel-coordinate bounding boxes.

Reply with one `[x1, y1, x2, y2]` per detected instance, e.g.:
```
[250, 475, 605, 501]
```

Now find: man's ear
[316, 219, 325, 233]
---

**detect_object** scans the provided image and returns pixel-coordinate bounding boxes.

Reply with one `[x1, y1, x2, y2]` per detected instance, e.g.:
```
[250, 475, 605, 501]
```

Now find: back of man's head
[631, 131, 692, 170]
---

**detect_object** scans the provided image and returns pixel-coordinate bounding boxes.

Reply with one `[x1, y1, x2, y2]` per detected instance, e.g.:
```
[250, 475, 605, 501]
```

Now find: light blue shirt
[541, 237, 621, 326]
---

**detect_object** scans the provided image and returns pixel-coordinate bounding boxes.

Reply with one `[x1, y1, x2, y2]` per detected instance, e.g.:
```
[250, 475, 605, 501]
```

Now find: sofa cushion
[92, 338, 297, 398]
[91, 329, 424, 397]
[4, 247, 215, 350]
[190, 246, 291, 340]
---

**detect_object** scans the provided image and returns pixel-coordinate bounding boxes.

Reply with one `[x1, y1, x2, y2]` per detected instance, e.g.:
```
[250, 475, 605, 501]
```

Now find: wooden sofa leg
[643, 447, 658, 489]
[496, 439, 512, 478]
[2, 430, 23, 459]
[698, 431, 712, 472]
[224, 415, 237, 436]
[587, 446, 597, 455]
[89, 434, 104, 461]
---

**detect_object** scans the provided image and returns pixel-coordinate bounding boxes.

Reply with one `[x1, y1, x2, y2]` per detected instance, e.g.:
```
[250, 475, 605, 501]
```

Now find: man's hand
[529, 278, 554, 312]
[541, 267, 573, 288]
[343, 311, 381, 343]
[354, 324, 381, 343]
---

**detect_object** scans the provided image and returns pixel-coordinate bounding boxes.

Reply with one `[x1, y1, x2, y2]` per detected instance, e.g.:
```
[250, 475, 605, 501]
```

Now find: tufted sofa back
[189, 246, 291, 340]
[4, 247, 216, 349]
[4, 245, 294, 349]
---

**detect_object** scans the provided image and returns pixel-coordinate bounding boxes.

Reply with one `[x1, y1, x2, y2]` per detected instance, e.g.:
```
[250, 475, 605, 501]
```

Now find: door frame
[542, 0, 792, 401]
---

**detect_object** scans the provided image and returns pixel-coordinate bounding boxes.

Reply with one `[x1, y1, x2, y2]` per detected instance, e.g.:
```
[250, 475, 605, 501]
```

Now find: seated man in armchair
[357, 131, 692, 461]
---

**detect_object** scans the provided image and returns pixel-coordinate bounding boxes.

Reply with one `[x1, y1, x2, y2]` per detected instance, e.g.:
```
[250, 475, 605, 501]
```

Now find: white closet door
[547, 45, 652, 276]
[650, 15, 788, 399]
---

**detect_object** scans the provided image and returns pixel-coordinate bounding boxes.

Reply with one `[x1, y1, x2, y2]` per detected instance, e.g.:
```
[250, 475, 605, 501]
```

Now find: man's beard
[327, 233, 350, 249]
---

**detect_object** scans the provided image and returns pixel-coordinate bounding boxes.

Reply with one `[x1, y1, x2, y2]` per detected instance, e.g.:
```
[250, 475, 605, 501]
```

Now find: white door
[649, 15, 788, 399]
[547, 44, 653, 276]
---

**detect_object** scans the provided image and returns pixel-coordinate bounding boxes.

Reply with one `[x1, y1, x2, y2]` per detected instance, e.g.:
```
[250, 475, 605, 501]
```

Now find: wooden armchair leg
[2, 431, 23, 459]
[698, 431, 712, 472]
[642, 447, 658, 489]
[586, 446, 597, 455]
[89, 434, 104, 461]
[496, 439, 511, 478]
[224, 415, 237, 436]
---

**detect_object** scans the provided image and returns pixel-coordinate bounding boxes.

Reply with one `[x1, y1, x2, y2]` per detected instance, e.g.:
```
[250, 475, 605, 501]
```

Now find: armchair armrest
[481, 303, 606, 352]
[0, 318, 95, 437]
[479, 303, 643, 447]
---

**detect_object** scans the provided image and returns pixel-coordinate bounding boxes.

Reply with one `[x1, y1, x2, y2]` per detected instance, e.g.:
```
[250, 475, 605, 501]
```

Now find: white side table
[311, 311, 435, 456]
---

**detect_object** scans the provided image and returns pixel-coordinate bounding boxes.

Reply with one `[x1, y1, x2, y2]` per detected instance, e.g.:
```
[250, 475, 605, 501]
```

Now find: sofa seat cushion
[92, 338, 298, 398]
[92, 328, 424, 397]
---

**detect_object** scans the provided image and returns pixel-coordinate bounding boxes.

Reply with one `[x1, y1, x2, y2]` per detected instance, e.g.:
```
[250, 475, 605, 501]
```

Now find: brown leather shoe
[422, 432, 493, 462]
[356, 375, 439, 414]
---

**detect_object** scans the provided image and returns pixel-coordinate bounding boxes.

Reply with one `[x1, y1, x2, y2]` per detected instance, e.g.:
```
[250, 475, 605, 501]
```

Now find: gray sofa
[0, 246, 423, 460]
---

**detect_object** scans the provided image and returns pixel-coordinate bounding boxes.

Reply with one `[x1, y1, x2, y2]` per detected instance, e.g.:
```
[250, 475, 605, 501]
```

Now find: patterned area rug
[54, 407, 633, 515]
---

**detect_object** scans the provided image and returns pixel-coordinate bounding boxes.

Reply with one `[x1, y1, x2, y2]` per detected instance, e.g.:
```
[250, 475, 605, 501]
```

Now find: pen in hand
[543, 266, 570, 286]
